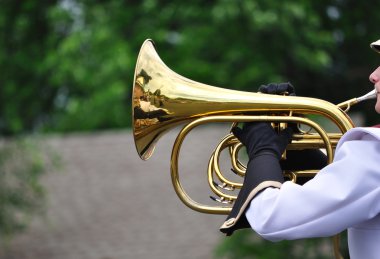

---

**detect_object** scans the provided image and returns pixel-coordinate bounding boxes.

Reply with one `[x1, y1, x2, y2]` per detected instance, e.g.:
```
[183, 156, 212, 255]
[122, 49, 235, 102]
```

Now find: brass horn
[132, 39, 376, 259]
[132, 39, 375, 212]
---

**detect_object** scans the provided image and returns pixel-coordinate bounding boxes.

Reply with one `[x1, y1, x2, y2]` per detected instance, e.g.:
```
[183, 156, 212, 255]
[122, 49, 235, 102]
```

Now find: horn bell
[132, 39, 353, 160]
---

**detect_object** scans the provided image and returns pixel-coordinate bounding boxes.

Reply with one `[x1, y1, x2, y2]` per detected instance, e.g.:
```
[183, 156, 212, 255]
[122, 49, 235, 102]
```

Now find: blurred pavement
[1, 126, 233, 259]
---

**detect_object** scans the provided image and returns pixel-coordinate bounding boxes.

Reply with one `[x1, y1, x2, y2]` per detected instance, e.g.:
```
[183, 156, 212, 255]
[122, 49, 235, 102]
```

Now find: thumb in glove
[258, 82, 296, 96]
[232, 122, 293, 160]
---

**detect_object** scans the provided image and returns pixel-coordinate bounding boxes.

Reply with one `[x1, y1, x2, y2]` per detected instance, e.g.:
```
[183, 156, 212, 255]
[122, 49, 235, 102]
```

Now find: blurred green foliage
[0, 0, 379, 136]
[0, 137, 57, 244]
[214, 229, 350, 259]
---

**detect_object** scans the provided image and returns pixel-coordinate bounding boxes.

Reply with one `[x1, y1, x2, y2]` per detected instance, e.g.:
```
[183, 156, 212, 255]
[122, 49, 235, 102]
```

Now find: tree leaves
[1, 0, 379, 135]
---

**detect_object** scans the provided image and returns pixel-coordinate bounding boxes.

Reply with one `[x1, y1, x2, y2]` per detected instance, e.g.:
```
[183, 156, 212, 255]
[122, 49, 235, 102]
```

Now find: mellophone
[132, 39, 376, 259]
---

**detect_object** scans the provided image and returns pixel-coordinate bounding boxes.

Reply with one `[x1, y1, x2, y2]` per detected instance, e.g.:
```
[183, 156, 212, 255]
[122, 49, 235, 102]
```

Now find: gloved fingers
[231, 126, 244, 142]
[279, 127, 294, 144]
[282, 149, 327, 171]
[243, 122, 273, 140]
[288, 122, 301, 133]
[258, 82, 296, 96]
[277, 82, 295, 96]
[232, 122, 270, 144]
[258, 83, 276, 94]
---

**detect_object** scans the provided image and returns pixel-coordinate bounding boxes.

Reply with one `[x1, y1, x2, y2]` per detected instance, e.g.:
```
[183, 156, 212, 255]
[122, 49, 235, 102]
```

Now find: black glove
[258, 82, 295, 96]
[258, 82, 299, 133]
[220, 122, 292, 236]
[232, 122, 293, 160]
[281, 149, 327, 171]
[258, 82, 327, 177]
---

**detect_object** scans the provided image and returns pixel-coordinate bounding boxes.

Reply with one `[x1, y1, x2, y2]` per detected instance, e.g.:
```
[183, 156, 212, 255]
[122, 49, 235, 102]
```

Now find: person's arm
[220, 122, 292, 235]
[247, 139, 380, 241]
[257, 82, 328, 183]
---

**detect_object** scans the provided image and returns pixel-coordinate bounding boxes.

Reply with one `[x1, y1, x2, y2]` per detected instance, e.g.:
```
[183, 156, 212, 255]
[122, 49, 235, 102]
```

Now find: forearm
[246, 141, 380, 241]
[247, 183, 345, 241]
[220, 153, 284, 235]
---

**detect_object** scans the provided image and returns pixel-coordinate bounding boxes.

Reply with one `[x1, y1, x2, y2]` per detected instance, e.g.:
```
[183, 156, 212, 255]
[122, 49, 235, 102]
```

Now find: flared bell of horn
[132, 39, 353, 160]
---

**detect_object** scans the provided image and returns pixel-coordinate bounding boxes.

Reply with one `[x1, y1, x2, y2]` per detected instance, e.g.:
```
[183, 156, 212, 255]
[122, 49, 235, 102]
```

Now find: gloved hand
[232, 122, 293, 160]
[258, 81, 300, 132]
[258, 82, 295, 96]
[257, 82, 327, 184]
[221, 122, 292, 236]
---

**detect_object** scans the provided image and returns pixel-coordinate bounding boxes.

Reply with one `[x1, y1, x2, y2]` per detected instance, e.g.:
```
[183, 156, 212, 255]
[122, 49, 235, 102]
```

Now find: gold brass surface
[133, 39, 354, 161]
[132, 39, 376, 259]
[132, 39, 375, 213]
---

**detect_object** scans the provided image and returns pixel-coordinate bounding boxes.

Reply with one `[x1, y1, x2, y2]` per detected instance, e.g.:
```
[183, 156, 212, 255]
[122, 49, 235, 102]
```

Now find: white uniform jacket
[246, 127, 380, 259]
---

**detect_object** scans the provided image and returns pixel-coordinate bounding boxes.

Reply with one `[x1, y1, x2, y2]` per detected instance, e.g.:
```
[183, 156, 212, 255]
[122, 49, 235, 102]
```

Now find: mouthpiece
[337, 88, 377, 111]
[356, 89, 377, 102]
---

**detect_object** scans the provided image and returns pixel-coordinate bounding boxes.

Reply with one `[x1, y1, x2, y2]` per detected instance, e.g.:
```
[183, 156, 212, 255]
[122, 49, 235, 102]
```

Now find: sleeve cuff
[219, 153, 284, 236]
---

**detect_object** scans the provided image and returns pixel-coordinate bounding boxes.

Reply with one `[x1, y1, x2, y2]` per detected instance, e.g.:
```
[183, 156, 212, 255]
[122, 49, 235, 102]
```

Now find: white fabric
[245, 127, 380, 259]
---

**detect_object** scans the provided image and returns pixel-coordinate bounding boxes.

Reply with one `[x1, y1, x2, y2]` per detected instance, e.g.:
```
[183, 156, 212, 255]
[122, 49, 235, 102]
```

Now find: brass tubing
[230, 141, 246, 176]
[170, 115, 336, 214]
[207, 154, 237, 201]
[212, 134, 244, 188]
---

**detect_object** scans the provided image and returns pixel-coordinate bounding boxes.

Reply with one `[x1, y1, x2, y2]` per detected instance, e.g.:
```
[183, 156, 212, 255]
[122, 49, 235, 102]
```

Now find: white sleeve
[245, 139, 380, 242]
